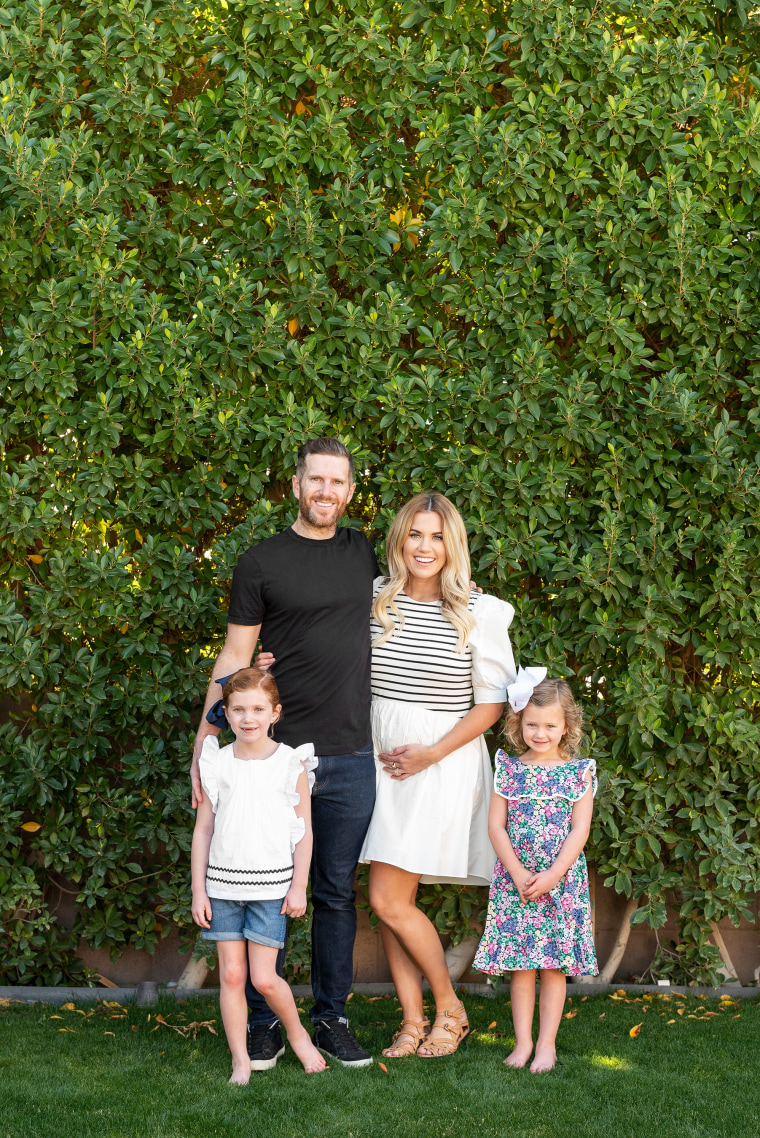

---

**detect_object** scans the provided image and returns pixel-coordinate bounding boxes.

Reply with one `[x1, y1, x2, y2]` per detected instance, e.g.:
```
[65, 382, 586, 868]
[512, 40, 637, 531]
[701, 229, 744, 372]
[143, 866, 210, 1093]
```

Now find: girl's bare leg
[370, 862, 462, 1055]
[506, 969, 536, 1068]
[217, 941, 252, 1085]
[248, 943, 326, 1073]
[531, 969, 566, 1073]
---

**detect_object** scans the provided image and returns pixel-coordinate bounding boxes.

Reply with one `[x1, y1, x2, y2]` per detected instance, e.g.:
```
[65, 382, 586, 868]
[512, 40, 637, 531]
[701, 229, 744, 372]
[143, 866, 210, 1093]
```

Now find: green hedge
[2, 0, 760, 985]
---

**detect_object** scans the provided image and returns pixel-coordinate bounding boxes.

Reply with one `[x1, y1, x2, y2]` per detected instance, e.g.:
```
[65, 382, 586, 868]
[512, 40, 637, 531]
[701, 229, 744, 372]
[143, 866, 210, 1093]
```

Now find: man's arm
[190, 622, 261, 807]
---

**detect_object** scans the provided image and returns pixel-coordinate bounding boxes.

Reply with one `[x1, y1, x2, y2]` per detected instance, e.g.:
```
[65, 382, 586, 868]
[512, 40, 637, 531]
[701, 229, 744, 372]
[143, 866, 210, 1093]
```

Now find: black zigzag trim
[208, 863, 292, 877]
[207, 873, 293, 886]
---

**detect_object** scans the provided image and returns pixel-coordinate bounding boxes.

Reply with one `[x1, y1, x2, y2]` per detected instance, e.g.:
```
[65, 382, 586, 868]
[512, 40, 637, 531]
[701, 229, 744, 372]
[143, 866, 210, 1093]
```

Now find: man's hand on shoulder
[469, 580, 483, 594]
[254, 651, 276, 670]
[191, 725, 219, 809]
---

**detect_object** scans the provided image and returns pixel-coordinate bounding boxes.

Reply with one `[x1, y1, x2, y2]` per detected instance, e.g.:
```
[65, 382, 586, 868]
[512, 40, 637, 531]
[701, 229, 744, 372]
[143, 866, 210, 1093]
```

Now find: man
[191, 437, 379, 1069]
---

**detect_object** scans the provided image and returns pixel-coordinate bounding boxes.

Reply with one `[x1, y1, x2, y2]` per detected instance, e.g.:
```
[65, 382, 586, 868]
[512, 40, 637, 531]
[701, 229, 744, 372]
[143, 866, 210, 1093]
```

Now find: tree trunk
[709, 921, 741, 985]
[177, 956, 210, 989]
[595, 895, 639, 984]
[445, 930, 483, 982]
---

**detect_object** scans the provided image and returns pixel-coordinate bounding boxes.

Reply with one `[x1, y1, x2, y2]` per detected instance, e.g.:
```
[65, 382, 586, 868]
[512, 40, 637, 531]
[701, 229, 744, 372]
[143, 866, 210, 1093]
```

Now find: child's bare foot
[229, 1059, 251, 1086]
[504, 1042, 533, 1068]
[289, 1027, 327, 1074]
[530, 1045, 557, 1073]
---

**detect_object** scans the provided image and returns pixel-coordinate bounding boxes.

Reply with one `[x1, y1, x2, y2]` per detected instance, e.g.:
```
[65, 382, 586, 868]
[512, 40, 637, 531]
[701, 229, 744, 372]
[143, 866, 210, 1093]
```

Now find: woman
[359, 491, 516, 1058]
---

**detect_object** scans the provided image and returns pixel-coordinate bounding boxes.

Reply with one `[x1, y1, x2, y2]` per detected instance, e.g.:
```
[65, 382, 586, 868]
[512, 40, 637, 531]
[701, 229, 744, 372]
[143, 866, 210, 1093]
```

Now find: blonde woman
[359, 492, 516, 1058]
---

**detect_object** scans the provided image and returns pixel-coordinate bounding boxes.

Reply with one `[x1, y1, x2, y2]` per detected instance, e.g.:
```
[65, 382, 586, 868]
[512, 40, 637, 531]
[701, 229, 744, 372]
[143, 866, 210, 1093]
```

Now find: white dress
[199, 736, 317, 900]
[359, 582, 516, 885]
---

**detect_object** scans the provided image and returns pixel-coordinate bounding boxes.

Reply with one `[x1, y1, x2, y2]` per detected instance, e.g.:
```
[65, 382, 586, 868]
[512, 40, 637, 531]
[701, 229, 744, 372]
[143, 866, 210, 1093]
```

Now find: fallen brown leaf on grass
[50, 1015, 62, 1020]
[629, 1023, 642, 1038]
[150, 1013, 218, 1040]
[598, 1013, 605, 1020]
[104, 1031, 115, 1036]
[61, 1002, 76, 1011]
[563, 1010, 578, 1020]
[488, 1021, 497, 1030]
[666, 1019, 675, 1024]
[733, 1014, 741, 1019]
[378, 1062, 388, 1074]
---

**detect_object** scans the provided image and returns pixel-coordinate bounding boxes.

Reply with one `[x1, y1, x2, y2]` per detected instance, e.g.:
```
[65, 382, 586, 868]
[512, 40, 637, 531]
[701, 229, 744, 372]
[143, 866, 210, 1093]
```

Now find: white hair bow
[507, 666, 548, 713]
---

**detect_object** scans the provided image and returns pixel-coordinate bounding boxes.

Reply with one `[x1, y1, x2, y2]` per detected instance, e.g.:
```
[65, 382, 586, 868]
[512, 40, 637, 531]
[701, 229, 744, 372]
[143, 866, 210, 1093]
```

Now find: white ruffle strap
[285, 743, 317, 852]
[199, 735, 221, 813]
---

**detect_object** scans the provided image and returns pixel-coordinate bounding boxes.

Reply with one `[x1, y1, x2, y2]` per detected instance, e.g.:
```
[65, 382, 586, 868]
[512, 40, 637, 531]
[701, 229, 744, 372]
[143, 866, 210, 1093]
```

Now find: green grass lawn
[1, 989, 756, 1138]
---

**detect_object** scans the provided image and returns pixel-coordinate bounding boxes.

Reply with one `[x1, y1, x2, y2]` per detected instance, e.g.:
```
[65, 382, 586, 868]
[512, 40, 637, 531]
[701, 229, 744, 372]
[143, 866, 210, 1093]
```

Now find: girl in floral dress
[474, 669, 598, 1072]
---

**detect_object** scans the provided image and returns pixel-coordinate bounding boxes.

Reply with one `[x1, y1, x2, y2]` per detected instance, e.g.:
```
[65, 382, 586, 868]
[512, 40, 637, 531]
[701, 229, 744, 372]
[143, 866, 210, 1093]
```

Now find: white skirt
[359, 697, 496, 886]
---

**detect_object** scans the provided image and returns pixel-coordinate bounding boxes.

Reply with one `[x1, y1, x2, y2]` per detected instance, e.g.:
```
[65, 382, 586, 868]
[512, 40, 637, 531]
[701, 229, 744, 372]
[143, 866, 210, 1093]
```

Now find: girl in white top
[191, 667, 325, 1081]
[359, 492, 516, 1060]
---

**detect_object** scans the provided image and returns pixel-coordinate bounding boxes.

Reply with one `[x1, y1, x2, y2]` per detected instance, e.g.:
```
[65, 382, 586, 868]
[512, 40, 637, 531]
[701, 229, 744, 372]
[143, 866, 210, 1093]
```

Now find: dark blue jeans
[246, 743, 376, 1026]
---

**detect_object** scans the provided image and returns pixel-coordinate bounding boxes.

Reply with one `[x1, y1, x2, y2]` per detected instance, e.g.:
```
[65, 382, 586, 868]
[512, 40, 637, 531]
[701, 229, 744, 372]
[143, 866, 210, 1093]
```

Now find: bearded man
[190, 436, 378, 1070]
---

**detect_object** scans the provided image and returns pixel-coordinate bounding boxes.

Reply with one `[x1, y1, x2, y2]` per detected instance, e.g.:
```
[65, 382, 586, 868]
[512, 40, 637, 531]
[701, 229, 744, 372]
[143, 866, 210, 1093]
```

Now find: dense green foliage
[2, 0, 760, 984]
[1, 992, 758, 1138]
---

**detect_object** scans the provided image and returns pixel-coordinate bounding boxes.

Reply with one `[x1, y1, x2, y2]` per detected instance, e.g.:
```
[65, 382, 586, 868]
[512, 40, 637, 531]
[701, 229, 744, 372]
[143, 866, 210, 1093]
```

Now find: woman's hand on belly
[378, 744, 439, 780]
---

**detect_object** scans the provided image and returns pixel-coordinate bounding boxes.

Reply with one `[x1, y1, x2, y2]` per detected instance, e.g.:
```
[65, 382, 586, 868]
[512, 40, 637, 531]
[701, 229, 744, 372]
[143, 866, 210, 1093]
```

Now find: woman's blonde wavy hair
[372, 492, 474, 653]
[504, 678, 584, 760]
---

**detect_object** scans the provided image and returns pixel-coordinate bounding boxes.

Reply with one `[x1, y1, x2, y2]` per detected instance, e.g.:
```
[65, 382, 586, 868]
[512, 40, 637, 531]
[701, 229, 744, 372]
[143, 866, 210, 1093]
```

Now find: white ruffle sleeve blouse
[199, 736, 317, 900]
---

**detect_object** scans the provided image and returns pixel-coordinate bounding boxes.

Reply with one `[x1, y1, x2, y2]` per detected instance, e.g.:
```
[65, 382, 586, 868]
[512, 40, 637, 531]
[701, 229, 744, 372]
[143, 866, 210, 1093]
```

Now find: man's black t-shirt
[227, 526, 380, 755]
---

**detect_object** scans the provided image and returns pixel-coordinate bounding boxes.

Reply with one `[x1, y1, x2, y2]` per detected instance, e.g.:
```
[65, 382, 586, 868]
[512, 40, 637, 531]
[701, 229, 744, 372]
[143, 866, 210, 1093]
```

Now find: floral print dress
[474, 751, 598, 976]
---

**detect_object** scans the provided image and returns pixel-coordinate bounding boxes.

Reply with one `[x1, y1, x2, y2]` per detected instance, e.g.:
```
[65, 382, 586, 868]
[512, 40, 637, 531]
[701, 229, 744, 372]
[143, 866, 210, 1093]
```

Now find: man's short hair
[295, 437, 355, 483]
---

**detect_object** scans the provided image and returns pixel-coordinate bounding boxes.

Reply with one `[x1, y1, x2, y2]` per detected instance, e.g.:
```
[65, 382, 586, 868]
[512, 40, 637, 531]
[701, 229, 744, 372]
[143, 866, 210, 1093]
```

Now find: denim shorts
[202, 897, 287, 949]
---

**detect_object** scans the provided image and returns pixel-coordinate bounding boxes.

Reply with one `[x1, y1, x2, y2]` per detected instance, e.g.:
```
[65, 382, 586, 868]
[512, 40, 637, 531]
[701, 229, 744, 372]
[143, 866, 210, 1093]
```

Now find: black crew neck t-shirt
[227, 526, 380, 754]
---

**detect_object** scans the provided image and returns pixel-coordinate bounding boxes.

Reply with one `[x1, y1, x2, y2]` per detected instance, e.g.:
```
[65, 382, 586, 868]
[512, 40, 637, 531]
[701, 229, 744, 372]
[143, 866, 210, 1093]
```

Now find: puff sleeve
[199, 735, 221, 813]
[469, 593, 517, 704]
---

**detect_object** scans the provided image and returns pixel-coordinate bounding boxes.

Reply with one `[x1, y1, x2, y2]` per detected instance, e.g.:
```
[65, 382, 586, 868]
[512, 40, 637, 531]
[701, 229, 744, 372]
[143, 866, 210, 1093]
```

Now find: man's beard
[298, 496, 347, 529]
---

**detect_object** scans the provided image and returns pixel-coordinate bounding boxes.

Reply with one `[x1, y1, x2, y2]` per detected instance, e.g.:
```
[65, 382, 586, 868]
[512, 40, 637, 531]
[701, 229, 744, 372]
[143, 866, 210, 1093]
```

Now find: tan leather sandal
[417, 1001, 470, 1057]
[382, 1017, 431, 1058]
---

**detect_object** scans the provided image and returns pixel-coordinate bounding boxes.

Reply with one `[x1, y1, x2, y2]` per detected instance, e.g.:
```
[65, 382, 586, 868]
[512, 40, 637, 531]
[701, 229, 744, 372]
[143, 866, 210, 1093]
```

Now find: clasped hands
[379, 743, 439, 780]
[515, 867, 559, 904]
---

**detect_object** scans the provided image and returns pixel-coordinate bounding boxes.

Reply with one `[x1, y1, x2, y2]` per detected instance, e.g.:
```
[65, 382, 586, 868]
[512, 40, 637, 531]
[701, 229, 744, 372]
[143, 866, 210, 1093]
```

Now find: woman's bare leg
[217, 941, 252, 1085]
[380, 923, 425, 1022]
[531, 969, 566, 1073]
[370, 861, 461, 1054]
[248, 943, 325, 1074]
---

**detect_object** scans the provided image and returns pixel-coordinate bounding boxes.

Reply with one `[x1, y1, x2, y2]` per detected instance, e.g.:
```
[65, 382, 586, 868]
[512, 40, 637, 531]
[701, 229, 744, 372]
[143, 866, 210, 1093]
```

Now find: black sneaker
[313, 1017, 373, 1068]
[247, 1020, 285, 1071]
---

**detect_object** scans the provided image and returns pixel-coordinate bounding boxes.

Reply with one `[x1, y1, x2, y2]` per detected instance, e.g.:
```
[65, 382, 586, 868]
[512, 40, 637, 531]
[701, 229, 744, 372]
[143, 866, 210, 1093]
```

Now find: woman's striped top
[370, 580, 517, 716]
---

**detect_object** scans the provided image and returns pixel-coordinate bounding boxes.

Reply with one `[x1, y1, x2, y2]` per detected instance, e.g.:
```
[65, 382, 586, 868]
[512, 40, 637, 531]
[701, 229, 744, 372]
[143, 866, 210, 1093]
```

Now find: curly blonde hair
[504, 678, 583, 760]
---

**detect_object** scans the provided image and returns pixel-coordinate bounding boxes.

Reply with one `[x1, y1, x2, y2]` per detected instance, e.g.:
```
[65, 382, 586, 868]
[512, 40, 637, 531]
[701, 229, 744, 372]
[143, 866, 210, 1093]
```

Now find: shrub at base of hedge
[1, 0, 759, 985]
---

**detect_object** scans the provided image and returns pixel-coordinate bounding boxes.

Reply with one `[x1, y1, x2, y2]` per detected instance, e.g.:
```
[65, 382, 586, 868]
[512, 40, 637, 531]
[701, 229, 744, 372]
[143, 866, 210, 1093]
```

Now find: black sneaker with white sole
[313, 1017, 373, 1067]
[247, 1020, 285, 1071]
